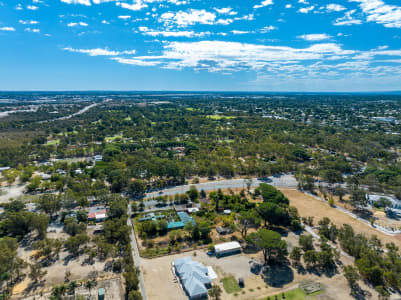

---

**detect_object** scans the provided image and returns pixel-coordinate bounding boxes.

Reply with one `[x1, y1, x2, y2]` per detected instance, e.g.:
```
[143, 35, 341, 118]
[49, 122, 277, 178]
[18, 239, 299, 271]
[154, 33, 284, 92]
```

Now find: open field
[206, 115, 237, 120]
[280, 188, 401, 248]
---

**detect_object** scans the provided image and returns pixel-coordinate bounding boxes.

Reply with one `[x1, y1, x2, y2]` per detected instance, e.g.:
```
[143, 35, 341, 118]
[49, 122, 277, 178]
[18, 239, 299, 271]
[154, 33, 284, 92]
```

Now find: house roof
[216, 226, 227, 234]
[88, 210, 106, 219]
[183, 276, 208, 298]
[173, 257, 192, 268]
[181, 269, 211, 285]
[173, 257, 212, 298]
[176, 261, 208, 277]
[214, 241, 241, 253]
[95, 213, 106, 219]
[167, 221, 185, 229]
[177, 211, 196, 225]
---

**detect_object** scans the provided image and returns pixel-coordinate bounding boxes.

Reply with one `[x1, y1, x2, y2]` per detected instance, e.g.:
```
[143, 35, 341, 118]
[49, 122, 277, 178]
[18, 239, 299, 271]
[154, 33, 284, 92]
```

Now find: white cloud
[93, 0, 118, 3]
[63, 47, 136, 56]
[285, 4, 292, 8]
[67, 22, 89, 27]
[334, 9, 362, 25]
[118, 15, 131, 20]
[60, 0, 91, 5]
[254, 0, 273, 9]
[25, 28, 40, 33]
[215, 19, 233, 25]
[260, 25, 277, 33]
[160, 9, 216, 26]
[215, 7, 237, 15]
[19, 20, 39, 25]
[0, 27, 16, 31]
[116, 1, 147, 11]
[112, 41, 355, 72]
[138, 26, 209, 37]
[111, 57, 161, 66]
[298, 5, 315, 13]
[298, 33, 332, 41]
[326, 4, 346, 12]
[101, 20, 110, 24]
[350, 0, 401, 28]
[27, 5, 39, 10]
[231, 30, 250, 35]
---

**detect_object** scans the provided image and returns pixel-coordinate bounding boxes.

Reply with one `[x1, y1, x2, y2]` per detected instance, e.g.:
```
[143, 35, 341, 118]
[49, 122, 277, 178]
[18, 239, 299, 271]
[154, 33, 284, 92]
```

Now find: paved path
[127, 203, 148, 300]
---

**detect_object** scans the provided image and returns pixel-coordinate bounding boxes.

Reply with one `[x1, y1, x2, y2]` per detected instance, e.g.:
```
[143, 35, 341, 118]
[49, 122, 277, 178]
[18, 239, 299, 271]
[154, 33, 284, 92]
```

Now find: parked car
[238, 277, 244, 288]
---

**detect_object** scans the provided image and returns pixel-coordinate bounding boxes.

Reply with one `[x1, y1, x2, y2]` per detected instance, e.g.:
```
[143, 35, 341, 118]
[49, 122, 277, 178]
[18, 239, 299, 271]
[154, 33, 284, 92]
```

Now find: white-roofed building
[214, 241, 241, 258]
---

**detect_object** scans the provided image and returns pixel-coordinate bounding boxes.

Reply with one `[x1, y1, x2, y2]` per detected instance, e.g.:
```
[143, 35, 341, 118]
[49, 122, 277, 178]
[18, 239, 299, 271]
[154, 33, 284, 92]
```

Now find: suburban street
[127, 203, 148, 300]
[144, 174, 297, 204]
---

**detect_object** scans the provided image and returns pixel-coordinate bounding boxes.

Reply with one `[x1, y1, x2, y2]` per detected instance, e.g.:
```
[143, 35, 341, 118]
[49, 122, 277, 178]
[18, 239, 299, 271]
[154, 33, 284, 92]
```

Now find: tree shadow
[63, 254, 76, 266]
[350, 283, 371, 300]
[82, 257, 95, 266]
[295, 264, 306, 275]
[352, 209, 373, 221]
[25, 280, 45, 294]
[242, 245, 260, 254]
[304, 264, 339, 278]
[261, 262, 294, 288]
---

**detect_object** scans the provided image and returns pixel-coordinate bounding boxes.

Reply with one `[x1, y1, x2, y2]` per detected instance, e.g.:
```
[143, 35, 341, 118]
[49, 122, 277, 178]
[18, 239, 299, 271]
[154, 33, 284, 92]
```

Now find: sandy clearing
[280, 188, 401, 248]
[0, 184, 26, 203]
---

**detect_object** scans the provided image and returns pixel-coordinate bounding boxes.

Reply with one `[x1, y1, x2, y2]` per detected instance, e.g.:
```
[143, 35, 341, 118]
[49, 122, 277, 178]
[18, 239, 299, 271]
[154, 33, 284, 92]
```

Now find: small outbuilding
[98, 288, 105, 300]
[214, 241, 241, 258]
[216, 226, 228, 235]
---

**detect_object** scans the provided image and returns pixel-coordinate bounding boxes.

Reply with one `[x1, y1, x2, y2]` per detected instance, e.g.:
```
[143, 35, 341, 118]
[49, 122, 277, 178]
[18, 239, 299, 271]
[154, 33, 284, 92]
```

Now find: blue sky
[1, 0, 401, 91]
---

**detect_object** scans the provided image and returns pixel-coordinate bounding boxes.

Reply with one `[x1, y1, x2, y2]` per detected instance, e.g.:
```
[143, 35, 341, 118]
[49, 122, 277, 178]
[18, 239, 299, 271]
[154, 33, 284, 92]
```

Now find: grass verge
[221, 276, 241, 294]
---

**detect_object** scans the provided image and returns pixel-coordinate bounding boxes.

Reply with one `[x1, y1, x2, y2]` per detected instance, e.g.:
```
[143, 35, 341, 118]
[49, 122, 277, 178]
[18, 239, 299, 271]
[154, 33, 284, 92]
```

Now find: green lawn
[221, 276, 241, 294]
[124, 116, 132, 121]
[206, 115, 237, 120]
[105, 135, 123, 142]
[259, 288, 323, 300]
[46, 139, 60, 146]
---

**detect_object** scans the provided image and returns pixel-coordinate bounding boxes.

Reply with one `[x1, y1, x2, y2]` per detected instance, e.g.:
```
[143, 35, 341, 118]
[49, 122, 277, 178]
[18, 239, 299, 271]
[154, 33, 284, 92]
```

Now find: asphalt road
[127, 203, 148, 300]
[144, 174, 297, 205]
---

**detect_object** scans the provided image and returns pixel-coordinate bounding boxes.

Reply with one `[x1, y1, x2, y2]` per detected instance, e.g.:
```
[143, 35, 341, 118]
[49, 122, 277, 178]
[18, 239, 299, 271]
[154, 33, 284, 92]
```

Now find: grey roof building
[173, 257, 212, 299]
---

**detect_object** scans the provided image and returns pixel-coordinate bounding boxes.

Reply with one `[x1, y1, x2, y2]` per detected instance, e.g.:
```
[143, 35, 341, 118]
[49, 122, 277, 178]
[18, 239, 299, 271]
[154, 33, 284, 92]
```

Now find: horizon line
[1, 90, 401, 94]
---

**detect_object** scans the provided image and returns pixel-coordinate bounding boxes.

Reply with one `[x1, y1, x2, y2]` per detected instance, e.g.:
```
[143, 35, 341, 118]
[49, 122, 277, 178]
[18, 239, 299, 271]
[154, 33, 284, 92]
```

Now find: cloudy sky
[1, 0, 401, 91]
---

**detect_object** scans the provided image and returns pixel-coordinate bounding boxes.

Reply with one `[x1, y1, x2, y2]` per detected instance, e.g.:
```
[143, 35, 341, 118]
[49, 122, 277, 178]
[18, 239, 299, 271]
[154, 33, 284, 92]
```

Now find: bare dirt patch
[280, 188, 401, 248]
[0, 184, 26, 203]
